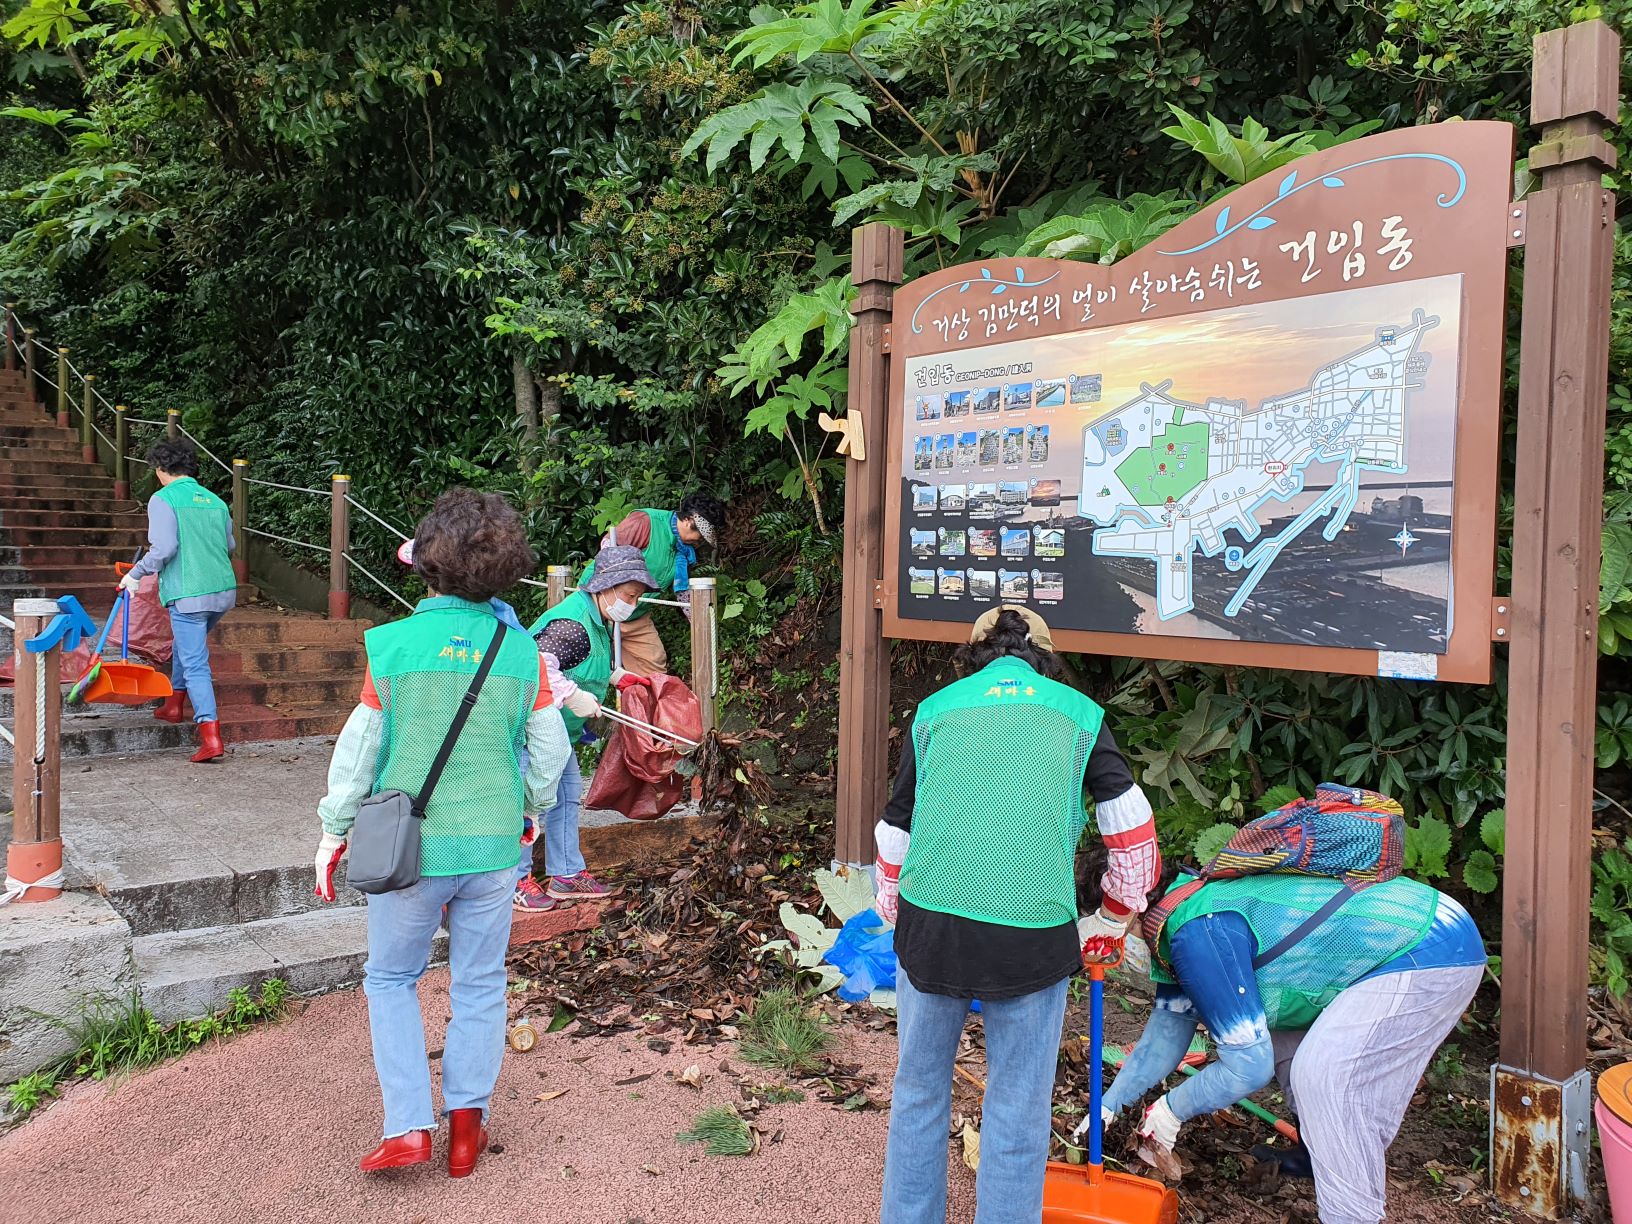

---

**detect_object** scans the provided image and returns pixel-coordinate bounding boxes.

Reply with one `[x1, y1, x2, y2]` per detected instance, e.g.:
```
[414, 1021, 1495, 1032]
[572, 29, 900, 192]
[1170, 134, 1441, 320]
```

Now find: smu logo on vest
[438, 636, 486, 664]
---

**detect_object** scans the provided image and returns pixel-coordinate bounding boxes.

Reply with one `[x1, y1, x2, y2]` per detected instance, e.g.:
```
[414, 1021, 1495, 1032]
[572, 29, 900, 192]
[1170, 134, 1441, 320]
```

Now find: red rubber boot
[446, 1108, 488, 1178]
[359, 1130, 432, 1172]
[153, 693, 187, 723]
[190, 720, 225, 764]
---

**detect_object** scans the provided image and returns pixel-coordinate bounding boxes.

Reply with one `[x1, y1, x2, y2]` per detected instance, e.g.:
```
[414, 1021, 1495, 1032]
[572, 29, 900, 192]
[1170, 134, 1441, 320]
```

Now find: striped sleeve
[1088, 729, 1160, 916]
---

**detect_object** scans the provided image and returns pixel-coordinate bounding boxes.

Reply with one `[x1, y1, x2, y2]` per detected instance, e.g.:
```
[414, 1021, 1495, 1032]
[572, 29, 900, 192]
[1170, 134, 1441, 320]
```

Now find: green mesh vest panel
[154, 478, 236, 605]
[900, 659, 1105, 929]
[529, 590, 613, 739]
[366, 599, 539, 877]
[1153, 874, 1438, 1029]
[580, 508, 677, 616]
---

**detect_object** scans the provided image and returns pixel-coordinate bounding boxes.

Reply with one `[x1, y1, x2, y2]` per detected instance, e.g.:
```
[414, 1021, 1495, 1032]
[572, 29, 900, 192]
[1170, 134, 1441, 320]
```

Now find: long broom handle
[598, 703, 700, 749]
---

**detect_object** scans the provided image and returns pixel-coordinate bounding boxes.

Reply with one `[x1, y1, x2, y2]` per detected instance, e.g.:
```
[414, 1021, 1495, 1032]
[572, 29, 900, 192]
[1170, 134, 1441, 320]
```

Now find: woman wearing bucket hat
[875, 605, 1161, 1224]
[580, 491, 726, 677]
[517, 543, 659, 911]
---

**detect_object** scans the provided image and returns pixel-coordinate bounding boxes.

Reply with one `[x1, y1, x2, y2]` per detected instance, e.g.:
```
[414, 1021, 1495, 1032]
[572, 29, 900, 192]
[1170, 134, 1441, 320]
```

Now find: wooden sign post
[836, 19, 1618, 1217]
[1493, 19, 1620, 1217]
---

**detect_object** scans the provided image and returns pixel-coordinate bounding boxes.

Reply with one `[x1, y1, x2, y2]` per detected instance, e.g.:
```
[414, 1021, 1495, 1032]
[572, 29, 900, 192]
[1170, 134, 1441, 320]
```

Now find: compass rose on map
[1391, 526, 1418, 556]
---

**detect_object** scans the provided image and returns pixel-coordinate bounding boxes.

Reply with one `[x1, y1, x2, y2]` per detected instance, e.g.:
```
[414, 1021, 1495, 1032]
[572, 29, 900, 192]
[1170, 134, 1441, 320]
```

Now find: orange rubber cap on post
[6, 839, 64, 902]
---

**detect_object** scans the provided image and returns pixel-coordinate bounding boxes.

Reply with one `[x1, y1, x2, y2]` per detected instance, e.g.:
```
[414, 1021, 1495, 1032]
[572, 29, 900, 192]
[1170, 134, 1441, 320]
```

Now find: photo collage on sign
[909, 373, 1092, 608]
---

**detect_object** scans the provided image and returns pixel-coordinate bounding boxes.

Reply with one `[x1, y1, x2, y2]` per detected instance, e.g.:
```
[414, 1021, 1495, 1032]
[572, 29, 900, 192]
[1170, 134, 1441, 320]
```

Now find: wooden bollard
[546, 564, 571, 609]
[7, 598, 64, 903]
[329, 474, 351, 619]
[80, 373, 95, 464]
[55, 347, 68, 428]
[688, 577, 717, 734]
[113, 405, 129, 500]
[231, 459, 249, 582]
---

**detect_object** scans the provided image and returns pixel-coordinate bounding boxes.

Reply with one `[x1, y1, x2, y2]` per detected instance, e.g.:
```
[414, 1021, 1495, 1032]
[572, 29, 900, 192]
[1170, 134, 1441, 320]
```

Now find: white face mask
[605, 597, 638, 623]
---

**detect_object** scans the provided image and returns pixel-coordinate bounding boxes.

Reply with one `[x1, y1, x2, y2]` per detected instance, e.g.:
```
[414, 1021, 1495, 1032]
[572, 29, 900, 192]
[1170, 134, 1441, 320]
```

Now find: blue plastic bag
[822, 909, 898, 1002]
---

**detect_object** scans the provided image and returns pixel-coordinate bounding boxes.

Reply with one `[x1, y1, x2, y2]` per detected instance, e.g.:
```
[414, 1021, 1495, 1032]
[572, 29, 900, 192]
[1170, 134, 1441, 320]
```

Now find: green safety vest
[1152, 874, 1438, 1030]
[365, 597, 540, 877]
[900, 657, 1105, 929]
[153, 477, 236, 606]
[581, 508, 678, 618]
[529, 589, 613, 740]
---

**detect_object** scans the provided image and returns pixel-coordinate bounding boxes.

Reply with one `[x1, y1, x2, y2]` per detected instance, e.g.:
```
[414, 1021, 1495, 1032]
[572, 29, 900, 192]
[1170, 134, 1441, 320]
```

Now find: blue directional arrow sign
[24, 595, 99, 653]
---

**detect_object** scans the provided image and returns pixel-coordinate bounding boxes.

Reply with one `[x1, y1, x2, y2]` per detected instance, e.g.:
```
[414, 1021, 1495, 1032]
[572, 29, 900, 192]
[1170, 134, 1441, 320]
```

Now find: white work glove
[873, 821, 909, 926]
[1071, 1104, 1118, 1144]
[314, 832, 347, 903]
[1136, 1095, 1185, 1179]
[1077, 904, 1131, 965]
[563, 688, 601, 719]
[118, 570, 141, 594]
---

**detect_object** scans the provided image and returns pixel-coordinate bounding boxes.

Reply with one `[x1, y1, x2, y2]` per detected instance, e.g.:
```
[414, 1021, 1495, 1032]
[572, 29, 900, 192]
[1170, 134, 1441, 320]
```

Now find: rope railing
[176, 425, 232, 475]
[247, 526, 330, 553]
[246, 476, 328, 497]
[344, 493, 412, 541]
[346, 551, 415, 611]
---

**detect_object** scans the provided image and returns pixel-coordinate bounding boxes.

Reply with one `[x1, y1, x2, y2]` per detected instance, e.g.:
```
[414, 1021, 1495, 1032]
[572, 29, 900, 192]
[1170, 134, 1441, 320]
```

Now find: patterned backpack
[1140, 783, 1407, 969]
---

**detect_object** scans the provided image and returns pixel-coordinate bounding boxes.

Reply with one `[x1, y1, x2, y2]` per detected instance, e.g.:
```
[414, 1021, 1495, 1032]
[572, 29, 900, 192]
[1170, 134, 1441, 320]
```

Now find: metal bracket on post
[1491, 597, 1512, 642]
[1507, 201, 1528, 247]
[1490, 1065, 1592, 1216]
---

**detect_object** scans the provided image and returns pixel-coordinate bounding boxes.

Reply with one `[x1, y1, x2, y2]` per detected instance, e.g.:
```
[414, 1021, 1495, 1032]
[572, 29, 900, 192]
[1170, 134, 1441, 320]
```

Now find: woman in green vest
[311, 489, 571, 1178]
[874, 606, 1162, 1224]
[1086, 836, 1484, 1224]
[581, 491, 725, 676]
[119, 439, 238, 763]
[516, 543, 658, 911]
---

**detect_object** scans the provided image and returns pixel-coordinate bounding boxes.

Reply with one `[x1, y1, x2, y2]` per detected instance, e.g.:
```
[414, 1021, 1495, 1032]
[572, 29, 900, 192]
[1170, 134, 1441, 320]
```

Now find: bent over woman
[313, 489, 570, 1177]
[875, 606, 1160, 1224]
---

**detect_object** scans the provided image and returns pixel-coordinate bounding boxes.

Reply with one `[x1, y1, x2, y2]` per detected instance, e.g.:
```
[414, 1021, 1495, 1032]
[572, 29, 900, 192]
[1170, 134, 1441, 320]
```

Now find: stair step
[133, 907, 445, 1023]
[1, 526, 148, 547]
[0, 458, 109, 476]
[0, 475, 120, 492]
[0, 508, 146, 527]
[0, 495, 141, 513]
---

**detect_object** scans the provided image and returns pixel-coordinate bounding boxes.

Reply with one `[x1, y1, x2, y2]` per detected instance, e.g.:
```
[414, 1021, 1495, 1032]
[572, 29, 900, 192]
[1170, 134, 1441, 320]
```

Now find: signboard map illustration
[1082, 303, 1439, 626]
[881, 122, 1514, 682]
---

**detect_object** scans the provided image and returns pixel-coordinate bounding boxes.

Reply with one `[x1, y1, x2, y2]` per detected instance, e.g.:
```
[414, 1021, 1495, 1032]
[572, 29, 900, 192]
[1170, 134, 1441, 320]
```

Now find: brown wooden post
[329, 474, 351, 619]
[1494, 19, 1621, 1217]
[835, 223, 904, 867]
[231, 459, 249, 582]
[4, 303, 15, 372]
[113, 405, 129, 500]
[546, 564, 570, 609]
[54, 347, 68, 428]
[7, 598, 64, 903]
[165, 407, 180, 441]
[23, 328, 35, 397]
[79, 373, 95, 463]
[688, 576, 718, 734]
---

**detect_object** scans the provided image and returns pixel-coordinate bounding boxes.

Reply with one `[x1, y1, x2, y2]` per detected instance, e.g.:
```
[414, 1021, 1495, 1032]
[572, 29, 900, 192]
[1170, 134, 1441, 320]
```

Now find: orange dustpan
[80, 588, 172, 706]
[1042, 959, 1179, 1224]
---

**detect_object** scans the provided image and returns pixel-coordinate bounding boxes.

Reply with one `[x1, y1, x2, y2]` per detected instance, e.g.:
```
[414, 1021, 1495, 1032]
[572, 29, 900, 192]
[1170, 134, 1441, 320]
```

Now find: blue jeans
[1103, 912, 1274, 1122]
[363, 866, 515, 1138]
[882, 972, 1069, 1224]
[540, 751, 585, 879]
[168, 608, 226, 723]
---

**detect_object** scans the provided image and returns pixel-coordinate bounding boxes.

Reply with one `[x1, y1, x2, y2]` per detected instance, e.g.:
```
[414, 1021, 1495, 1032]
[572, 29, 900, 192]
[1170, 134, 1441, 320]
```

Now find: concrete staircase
[0, 366, 387, 1030]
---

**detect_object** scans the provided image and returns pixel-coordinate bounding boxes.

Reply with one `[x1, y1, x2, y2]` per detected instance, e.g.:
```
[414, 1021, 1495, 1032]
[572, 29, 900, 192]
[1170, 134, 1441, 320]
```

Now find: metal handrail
[346, 552, 414, 610]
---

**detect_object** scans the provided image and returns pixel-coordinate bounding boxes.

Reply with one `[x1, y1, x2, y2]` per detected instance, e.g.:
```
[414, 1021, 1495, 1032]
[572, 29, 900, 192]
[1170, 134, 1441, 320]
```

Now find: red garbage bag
[0, 640, 96, 685]
[583, 673, 704, 821]
[124, 574, 173, 666]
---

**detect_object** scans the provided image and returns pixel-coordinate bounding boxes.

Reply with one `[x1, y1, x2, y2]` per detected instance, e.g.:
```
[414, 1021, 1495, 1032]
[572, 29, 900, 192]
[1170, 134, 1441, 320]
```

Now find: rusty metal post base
[1489, 1064, 1591, 1216]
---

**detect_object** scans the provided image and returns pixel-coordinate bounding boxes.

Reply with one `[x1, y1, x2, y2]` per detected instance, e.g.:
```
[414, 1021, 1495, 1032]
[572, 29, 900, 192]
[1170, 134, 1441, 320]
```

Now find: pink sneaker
[513, 875, 558, 912]
[546, 871, 619, 902]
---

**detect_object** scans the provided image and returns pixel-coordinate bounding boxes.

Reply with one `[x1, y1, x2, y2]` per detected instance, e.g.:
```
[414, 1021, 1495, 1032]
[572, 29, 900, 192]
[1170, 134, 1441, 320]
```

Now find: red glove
[520, 816, 538, 847]
[1078, 901, 1131, 965]
[874, 856, 901, 924]
[314, 833, 346, 903]
[612, 669, 651, 692]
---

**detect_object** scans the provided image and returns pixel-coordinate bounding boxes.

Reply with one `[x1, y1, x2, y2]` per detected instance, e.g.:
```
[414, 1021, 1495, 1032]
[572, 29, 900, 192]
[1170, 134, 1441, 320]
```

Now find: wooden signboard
[883, 122, 1516, 684]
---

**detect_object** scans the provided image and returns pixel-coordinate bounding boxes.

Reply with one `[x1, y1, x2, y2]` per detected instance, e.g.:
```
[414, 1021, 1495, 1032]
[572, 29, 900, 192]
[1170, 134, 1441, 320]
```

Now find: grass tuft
[738, 987, 833, 1075]
[5, 979, 290, 1120]
[677, 1105, 754, 1156]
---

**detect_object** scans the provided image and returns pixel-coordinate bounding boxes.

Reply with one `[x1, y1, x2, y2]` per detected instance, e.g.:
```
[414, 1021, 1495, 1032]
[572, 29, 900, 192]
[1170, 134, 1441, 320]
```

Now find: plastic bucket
[1598, 1063, 1632, 1224]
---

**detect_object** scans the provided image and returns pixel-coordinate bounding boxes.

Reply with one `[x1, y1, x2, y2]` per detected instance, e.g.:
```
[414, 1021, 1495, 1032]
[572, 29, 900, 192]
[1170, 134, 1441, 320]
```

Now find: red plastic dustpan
[1043, 958, 1179, 1224]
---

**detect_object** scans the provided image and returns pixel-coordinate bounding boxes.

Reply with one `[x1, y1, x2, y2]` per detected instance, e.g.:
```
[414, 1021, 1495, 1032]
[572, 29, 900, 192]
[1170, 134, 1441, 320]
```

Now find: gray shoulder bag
[347, 620, 507, 895]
